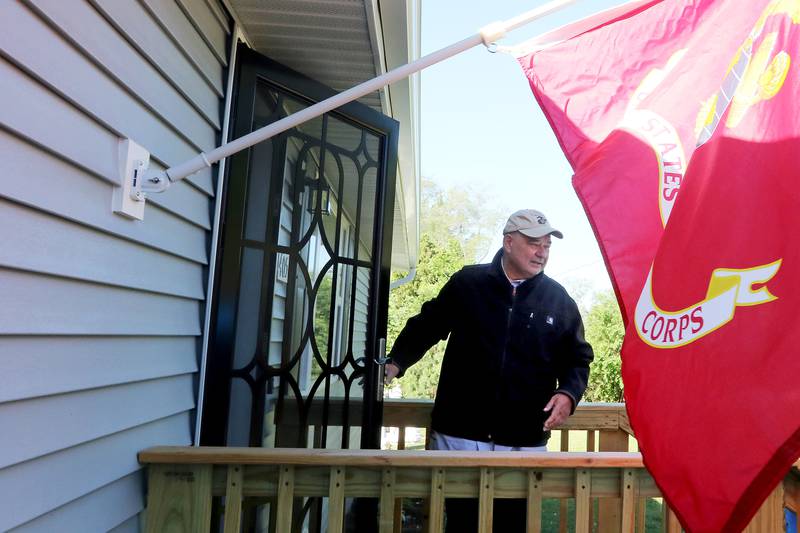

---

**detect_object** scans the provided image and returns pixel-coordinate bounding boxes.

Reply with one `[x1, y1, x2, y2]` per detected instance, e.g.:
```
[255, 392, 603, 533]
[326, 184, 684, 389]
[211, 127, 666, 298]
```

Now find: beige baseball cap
[503, 209, 563, 239]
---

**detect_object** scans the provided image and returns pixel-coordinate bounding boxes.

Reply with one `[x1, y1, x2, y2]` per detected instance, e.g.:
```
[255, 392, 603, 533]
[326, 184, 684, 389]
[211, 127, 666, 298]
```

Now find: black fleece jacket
[388, 249, 594, 447]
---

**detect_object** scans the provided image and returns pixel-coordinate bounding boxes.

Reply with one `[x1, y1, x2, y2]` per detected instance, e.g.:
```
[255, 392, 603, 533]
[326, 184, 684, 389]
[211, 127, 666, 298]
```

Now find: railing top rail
[382, 400, 627, 410]
[381, 400, 632, 433]
[571, 402, 627, 409]
[138, 447, 645, 468]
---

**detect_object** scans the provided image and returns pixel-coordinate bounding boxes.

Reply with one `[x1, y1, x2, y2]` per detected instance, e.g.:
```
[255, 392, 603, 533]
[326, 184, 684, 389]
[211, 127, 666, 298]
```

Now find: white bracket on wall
[112, 138, 171, 220]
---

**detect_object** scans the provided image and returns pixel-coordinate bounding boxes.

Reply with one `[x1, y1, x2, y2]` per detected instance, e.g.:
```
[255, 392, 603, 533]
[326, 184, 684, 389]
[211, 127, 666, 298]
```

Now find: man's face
[503, 232, 552, 279]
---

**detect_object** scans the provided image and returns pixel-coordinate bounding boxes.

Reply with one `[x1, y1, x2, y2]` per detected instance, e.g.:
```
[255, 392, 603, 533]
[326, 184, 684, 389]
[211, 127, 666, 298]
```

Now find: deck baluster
[328, 466, 346, 533]
[620, 468, 637, 533]
[223, 465, 243, 533]
[380, 468, 397, 533]
[429, 468, 445, 533]
[575, 469, 591, 532]
[276, 465, 295, 533]
[559, 431, 570, 533]
[478, 468, 494, 533]
[664, 505, 682, 533]
[526, 470, 543, 533]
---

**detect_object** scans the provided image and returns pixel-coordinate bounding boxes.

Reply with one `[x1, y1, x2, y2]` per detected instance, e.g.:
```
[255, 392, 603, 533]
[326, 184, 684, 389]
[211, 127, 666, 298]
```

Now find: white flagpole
[145, 0, 582, 188]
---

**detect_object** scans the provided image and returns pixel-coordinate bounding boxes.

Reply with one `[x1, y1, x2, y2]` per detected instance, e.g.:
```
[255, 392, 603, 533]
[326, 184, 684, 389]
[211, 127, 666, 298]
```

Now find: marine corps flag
[519, 0, 800, 531]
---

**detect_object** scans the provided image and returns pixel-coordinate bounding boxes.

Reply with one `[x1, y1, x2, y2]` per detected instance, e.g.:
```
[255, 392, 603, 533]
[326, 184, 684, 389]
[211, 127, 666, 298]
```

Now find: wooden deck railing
[139, 447, 657, 532]
[139, 402, 799, 532]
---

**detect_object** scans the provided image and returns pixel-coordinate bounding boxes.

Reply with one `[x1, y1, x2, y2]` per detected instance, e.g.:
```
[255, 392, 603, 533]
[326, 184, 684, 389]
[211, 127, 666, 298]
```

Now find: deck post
[144, 464, 212, 533]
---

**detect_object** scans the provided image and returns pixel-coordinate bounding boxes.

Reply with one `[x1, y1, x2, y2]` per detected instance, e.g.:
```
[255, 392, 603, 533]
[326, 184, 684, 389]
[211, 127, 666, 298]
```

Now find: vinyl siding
[11, 472, 144, 533]
[0, 0, 230, 529]
[353, 264, 371, 361]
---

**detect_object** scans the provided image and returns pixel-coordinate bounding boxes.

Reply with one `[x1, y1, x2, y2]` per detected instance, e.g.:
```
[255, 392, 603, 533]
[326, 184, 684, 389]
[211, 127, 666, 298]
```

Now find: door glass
[221, 78, 386, 451]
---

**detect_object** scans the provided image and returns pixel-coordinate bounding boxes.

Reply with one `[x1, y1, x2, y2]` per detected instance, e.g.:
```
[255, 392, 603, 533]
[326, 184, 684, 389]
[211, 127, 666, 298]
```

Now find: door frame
[199, 44, 398, 450]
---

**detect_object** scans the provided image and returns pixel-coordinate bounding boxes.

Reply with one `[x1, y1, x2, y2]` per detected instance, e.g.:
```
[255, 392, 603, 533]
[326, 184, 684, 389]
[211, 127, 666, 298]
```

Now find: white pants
[430, 431, 547, 452]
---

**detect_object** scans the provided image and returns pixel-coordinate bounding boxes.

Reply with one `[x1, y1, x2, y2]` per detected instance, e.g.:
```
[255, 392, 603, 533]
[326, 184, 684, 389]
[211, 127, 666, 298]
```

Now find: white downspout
[390, 266, 417, 290]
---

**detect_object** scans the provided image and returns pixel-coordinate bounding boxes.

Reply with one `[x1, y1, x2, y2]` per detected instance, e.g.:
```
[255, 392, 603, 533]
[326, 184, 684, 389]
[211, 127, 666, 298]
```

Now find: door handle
[375, 338, 387, 401]
[374, 337, 387, 365]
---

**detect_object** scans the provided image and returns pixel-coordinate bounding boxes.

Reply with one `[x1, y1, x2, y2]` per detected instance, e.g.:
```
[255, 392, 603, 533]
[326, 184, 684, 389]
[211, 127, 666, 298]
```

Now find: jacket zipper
[500, 285, 517, 376]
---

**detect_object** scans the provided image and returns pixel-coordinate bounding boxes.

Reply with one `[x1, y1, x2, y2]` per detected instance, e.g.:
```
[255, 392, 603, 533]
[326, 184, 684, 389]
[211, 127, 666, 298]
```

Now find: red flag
[519, 0, 800, 531]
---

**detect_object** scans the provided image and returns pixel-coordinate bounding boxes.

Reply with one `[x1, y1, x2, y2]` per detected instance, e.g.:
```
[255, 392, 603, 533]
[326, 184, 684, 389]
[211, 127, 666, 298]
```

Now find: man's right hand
[385, 362, 401, 384]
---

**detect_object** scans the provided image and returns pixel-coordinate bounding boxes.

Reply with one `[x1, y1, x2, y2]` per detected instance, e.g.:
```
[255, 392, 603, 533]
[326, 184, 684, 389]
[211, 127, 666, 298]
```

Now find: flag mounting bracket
[112, 138, 183, 220]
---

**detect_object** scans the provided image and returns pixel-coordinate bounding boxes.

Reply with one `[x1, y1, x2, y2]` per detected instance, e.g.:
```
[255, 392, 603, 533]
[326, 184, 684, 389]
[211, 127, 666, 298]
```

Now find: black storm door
[201, 44, 398, 459]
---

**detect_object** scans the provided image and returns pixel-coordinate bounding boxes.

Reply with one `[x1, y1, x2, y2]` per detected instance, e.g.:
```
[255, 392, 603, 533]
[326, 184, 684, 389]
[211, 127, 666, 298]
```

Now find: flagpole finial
[479, 21, 507, 47]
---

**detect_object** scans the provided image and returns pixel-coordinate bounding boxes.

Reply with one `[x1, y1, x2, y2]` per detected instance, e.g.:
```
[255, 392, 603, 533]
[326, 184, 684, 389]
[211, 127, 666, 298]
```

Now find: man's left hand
[543, 393, 573, 430]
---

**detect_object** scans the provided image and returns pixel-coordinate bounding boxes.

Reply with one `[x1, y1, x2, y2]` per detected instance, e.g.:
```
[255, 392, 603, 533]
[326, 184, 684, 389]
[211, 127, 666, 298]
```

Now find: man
[385, 209, 594, 532]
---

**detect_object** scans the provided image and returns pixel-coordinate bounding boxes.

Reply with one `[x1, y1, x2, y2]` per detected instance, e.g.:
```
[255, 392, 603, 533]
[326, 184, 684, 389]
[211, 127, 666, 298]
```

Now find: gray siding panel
[204, 0, 232, 35]
[148, 173, 213, 229]
[0, 199, 205, 299]
[0, 0, 229, 526]
[0, 57, 118, 183]
[0, 269, 201, 335]
[92, 0, 224, 103]
[0, 336, 198, 403]
[108, 514, 142, 533]
[0, 413, 192, 531]
[140, 0, 226, 91]
[10, 471, 144, 533]
[0, 130, 208, 264]
[1, 374, 195, 469]
[29, 0, 221, 139]
[0, 3, 215, 195]
[175, 0, 230, 63]
[0, 56, 213, 226]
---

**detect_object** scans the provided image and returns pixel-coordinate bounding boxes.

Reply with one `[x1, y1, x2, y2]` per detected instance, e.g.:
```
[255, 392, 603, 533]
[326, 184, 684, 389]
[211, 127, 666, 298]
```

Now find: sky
[419, 0, 627, 298]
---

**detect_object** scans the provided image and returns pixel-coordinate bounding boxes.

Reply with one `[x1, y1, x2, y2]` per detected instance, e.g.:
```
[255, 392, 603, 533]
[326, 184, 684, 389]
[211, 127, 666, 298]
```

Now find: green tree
[420, 178, 504, 263]
[583, 291, 625, 402]
[387, 234, 465, 398]
[310, 275, 332, 383]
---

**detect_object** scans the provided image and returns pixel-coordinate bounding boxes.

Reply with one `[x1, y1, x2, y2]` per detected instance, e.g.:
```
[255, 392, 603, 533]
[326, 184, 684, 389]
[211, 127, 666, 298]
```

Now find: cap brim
[518, 227, 564, 239]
